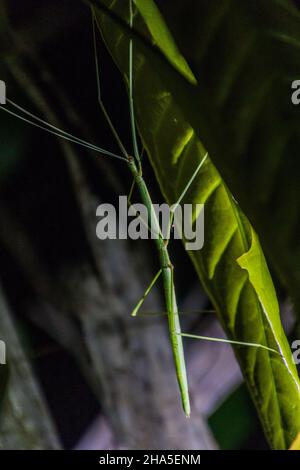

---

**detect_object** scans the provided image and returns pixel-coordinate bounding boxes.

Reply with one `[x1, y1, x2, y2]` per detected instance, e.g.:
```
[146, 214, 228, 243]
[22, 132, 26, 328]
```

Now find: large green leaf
[140, 0, 300, 315]
[94, 0, 300, 449]
[290, 431, 300, 450]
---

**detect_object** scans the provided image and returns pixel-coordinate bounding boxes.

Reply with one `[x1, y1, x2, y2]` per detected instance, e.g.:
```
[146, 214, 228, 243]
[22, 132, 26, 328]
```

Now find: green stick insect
[0, 0, 279, 417]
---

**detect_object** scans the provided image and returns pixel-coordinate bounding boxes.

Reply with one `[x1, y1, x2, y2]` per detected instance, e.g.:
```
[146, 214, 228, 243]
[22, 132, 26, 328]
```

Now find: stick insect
[0, 0, 279, 417]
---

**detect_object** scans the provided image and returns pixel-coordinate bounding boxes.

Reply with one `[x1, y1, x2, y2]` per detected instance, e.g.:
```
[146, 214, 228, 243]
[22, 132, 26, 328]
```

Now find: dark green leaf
[94, 0, 300, 449]
[139, 0, 300, 314]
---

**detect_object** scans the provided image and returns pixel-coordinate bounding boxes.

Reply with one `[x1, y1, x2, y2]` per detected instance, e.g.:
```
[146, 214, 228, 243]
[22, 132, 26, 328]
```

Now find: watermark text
[96, 197, 204, 251]
[0, 340, 6, 365]
[291, 80, 300, 105]
[0, 80, 6, 104]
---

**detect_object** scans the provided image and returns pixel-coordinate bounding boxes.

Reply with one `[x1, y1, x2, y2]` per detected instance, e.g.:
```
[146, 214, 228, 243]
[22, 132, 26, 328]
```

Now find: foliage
[94, 0, 300, 449]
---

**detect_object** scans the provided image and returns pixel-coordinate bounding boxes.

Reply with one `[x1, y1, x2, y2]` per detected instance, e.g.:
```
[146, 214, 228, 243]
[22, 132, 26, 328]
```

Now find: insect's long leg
[6, 99, 118, 157]
[131, 269, 162, 317]
[166, 152, 209, 242]
[128, 179, 136, 206]
[134, 309, 216, 317]
[92, 11, 129, 160]
[175, 152, 209, 210]
[128, 0, 141, 170]
[0, 104, 126, 162]
[180, 333, 280, 356]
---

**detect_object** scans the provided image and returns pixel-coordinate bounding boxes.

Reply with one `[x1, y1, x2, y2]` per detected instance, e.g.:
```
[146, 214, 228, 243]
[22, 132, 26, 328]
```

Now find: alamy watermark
[0, 340, 6, 365]
[0, 80, 6, 104]
[291, 80, 300, 105]
[292, 340, 300, 365]
[96, 196, 204, 251]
